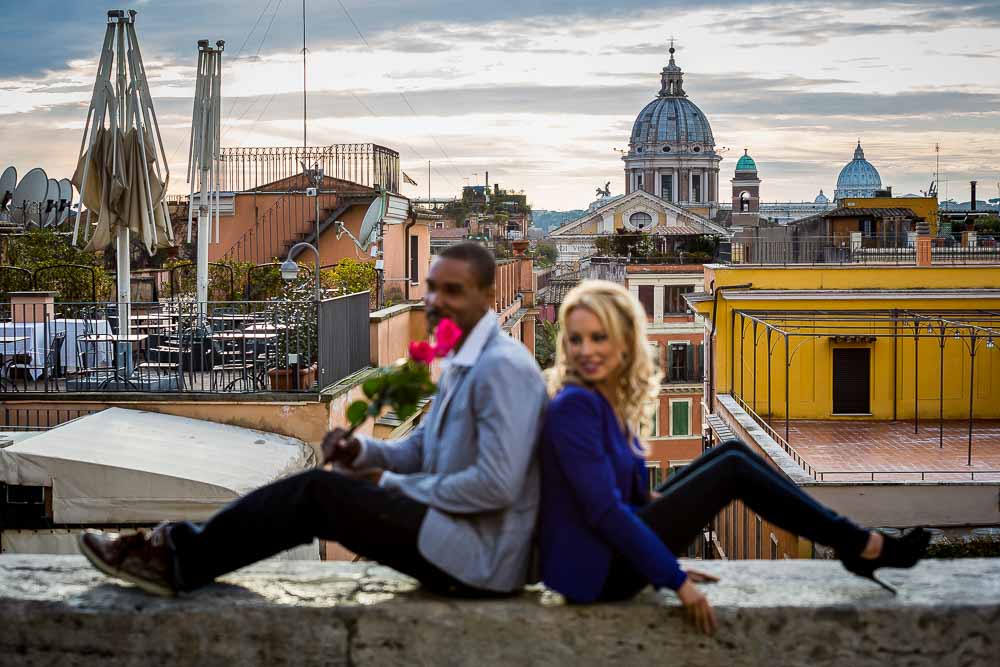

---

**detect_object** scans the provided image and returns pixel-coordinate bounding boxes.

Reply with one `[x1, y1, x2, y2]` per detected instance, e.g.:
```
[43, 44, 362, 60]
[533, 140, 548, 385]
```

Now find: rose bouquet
[342, 318, 463, 437]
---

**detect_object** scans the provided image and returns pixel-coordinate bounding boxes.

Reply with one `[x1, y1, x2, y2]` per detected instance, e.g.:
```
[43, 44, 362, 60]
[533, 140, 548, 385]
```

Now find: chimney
[485, 171, 489, 190]
[971, 181, 977, 211]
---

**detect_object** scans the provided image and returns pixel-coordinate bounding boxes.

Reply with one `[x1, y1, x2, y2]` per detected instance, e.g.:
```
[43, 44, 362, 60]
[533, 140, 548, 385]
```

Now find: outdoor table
[0, 320, 111, 379]
[208, 331, 278, 390]
[51, 318, 113, 374]
[78, 333, 149, 389]
[0, 335, 29, 390]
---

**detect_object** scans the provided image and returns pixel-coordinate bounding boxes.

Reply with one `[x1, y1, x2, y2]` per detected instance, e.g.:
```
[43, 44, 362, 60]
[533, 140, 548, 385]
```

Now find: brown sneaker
[78, 525, 178, 597]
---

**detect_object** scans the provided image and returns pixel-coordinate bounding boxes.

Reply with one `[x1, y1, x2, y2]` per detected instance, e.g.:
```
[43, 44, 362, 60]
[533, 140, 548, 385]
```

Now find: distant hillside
[533, 209, 585, 232]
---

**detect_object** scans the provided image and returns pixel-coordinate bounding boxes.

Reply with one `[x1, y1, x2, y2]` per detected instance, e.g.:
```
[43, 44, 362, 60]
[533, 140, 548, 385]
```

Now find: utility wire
[348, 92, 459, 191]
[224, 0, 286, 143]
[335, 0, 468, 191]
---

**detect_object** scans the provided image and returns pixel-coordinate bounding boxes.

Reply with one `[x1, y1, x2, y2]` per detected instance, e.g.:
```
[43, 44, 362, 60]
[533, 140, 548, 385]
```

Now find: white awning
[0, 408, 315, 524]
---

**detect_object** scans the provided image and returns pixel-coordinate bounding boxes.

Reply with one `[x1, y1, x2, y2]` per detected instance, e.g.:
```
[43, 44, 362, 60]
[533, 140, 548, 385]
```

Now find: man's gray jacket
[356, 315, 547, 592]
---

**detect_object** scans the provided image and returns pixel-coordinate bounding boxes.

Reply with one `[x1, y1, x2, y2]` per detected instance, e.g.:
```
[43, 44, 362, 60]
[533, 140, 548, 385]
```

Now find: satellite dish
[10, 167, 48, 226]
[356, 191, 386, 251]
[57, 178, 73, 225]
[44, 178, 60, 226]
[0, 166, 16, 208]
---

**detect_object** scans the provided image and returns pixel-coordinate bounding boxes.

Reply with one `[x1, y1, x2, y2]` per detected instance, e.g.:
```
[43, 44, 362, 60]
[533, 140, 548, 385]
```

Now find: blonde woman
[538, 280, 929, 634]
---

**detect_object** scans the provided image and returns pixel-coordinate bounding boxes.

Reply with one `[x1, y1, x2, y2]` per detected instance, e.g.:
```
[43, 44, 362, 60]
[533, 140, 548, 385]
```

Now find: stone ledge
[1, 556, 998, 666]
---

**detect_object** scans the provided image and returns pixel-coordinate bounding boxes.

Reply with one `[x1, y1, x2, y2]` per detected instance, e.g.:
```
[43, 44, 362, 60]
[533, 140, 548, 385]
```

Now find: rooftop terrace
[781, 419, 1000, 482]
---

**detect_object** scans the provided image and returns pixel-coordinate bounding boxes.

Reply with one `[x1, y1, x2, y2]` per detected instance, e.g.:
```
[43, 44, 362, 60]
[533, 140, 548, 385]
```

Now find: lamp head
[280, 258, 300, 282]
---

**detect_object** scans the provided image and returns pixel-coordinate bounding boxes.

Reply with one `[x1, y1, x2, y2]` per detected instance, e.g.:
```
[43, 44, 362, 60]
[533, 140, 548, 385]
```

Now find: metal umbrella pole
[186, 39, 224, 315]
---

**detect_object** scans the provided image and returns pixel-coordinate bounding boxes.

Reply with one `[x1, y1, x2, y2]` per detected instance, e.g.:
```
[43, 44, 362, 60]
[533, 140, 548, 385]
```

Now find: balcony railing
[219, 144, 400, 193]
[663, 366, 703, 384]
[0, 293, 370, 394]
[724, 236, 1000, 265]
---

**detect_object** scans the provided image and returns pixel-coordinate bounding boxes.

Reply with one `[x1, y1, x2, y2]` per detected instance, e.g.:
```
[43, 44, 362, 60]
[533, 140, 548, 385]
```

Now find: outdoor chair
[5, 332, 66, 388]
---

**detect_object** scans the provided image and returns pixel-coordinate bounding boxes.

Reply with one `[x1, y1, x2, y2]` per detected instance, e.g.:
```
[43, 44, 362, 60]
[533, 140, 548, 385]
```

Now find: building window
[637, 285, 654, 319]
[664, 285, 694, 314]
[739, 191, 750, 213]
[636, 172, 644, 190]
[670, 399, 690, 436]
[691, 174, 702, 203]
[629, 211, 652, 230]
[409, 235, 419, 284]
[668, 343, 688, 382]
[646, 462, 663, 493]
[661, 174, 673, 202]
[770, 533, 779, 560]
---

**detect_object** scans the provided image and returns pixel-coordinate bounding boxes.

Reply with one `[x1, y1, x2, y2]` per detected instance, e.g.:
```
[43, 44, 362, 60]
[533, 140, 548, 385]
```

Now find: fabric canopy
[0, 408, 314, 524]
[72, 126, 173, 254]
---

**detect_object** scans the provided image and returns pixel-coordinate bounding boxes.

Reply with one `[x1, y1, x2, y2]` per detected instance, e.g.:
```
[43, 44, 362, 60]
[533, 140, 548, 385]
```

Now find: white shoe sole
[77, 532, 177, 598]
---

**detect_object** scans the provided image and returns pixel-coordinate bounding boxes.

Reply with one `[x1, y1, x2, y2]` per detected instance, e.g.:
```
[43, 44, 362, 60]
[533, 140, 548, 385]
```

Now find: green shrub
[925, 536, 1000, 559]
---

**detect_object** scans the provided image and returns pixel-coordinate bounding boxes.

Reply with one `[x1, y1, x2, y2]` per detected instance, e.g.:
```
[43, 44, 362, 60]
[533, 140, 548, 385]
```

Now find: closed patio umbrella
[71, 9, 173, 340]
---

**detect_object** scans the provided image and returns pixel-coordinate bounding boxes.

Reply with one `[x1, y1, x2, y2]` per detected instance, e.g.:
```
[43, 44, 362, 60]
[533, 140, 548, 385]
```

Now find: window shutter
[671, 401, 689, 436]
[685, 344, 695, 382]
[637, 286, 654, 318]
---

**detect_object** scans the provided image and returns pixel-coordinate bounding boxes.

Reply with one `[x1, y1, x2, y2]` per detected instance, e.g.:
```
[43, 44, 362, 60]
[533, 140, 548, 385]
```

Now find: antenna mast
[302, 0, 307, 149]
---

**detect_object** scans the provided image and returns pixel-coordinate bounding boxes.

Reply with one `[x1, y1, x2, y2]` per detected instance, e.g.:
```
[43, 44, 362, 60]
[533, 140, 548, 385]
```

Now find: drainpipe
[707, 281, 752, 415]
[403, 214, 416, 301]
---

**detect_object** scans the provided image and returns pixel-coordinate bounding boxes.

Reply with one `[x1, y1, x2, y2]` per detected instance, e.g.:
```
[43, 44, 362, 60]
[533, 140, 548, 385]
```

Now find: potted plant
[266, 282, 319, 391]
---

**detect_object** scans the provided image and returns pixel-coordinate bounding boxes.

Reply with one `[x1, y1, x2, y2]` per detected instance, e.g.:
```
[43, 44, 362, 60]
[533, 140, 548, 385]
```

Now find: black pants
[168, 469, 491, 596]
[599, 439, 871, 600]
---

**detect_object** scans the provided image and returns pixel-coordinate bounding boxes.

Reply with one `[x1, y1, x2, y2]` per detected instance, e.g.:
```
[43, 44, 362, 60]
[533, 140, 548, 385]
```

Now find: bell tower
[731, 149, 761, 227]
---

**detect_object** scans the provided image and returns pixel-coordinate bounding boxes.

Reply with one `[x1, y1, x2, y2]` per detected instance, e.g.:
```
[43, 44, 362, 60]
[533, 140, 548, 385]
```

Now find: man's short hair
[438, 242, 496, 288]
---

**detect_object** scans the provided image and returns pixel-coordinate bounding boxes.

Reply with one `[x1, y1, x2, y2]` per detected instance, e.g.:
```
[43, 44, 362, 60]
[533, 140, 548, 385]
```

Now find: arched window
[629, 211, 652, 230]
[739, 191, 750, 213]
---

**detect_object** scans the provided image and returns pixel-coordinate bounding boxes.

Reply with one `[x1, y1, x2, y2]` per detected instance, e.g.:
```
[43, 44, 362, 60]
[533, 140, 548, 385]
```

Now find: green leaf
[347, 400, 368, 425]
[362, 377, 384, 399]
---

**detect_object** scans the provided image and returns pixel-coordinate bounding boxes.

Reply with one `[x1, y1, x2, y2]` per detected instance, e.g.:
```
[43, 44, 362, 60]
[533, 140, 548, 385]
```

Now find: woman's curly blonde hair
[547, 280, 662, 440]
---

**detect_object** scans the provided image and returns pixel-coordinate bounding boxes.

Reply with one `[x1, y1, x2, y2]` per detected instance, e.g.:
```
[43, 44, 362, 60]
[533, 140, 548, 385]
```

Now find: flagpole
[427, 160, 430, 201]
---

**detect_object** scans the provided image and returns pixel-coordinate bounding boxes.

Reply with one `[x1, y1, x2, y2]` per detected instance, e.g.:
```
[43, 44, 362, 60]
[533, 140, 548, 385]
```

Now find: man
[78, 242, 548, 597]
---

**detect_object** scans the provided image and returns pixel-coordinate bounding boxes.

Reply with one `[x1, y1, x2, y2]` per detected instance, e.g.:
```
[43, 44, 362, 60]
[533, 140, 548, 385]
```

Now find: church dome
[834, 142, 881, 200]
[735, 150, 757, 172]
[629, 47, 715, 152]
[814, 189, 829, 204]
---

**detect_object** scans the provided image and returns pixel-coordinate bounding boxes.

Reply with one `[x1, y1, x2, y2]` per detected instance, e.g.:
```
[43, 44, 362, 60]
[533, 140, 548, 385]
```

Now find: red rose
[433, 318, 463, 358]
[408, 340, 436, 364]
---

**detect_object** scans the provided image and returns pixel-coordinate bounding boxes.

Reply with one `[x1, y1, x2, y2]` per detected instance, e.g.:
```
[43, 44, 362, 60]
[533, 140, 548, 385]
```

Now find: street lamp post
[281, 242, 322, 302]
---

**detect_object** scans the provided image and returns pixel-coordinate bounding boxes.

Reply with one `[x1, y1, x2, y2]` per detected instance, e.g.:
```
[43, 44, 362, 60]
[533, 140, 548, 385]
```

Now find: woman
[538, 280, 929, 634]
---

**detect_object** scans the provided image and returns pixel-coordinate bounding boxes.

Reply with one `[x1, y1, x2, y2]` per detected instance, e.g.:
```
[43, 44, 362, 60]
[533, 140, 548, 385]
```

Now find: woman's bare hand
[676, 580, 718, 635]
[685, 569, 720, 584]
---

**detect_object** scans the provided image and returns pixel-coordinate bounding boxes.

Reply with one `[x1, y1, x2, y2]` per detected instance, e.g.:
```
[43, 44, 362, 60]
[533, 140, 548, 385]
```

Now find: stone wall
[1, 556, 997, 666]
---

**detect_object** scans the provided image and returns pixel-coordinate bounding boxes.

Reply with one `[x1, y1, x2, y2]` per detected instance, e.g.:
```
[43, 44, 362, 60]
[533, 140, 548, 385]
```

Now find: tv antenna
[10, 167, 49, 227]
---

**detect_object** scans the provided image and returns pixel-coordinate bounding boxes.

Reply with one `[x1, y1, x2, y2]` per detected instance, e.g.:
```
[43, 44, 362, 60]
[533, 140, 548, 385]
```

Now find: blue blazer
[539, 385, 686, 602]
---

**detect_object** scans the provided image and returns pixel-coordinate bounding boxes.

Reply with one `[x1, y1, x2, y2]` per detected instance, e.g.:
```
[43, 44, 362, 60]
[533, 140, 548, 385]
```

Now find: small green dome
[735, 149, 757, 172]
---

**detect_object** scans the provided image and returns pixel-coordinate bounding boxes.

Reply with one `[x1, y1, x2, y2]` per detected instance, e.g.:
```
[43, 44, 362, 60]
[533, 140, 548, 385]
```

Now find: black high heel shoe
[839, 527, 931, 594]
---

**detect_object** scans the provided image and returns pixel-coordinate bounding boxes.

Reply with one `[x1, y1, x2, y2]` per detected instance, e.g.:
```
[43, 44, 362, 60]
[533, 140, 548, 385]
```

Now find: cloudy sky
[1, 0, 999, 210]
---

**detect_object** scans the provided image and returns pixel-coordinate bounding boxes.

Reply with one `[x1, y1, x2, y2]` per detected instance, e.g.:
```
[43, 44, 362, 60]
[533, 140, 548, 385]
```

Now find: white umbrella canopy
[71, 10, 172, 327]
[72, 126, 173, 255]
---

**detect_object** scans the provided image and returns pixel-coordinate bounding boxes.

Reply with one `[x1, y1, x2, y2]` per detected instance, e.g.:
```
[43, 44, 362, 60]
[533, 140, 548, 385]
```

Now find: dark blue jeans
[599, 439, 871, 600]
[167, 469, 495, 596]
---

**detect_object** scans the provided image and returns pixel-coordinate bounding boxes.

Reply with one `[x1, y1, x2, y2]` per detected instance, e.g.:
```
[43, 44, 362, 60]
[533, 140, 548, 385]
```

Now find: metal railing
[219, 144, 400, 193]
[0, 299, 328, 394]
[729, 395, 1000, 483]
[221, 190, 340, 265]
[663, 366, 703, 384]
[816, 470, 1000, 482]
[0, 407, 101, 431]
[733, 395, 820, 479]
[726, 236, 1000, 265]
[317, 291, 371, 388]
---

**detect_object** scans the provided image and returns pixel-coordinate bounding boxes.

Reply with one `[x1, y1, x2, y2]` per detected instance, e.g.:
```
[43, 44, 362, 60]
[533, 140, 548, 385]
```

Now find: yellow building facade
[841, 196, 938, 234]
[691, 265, 1000, 422]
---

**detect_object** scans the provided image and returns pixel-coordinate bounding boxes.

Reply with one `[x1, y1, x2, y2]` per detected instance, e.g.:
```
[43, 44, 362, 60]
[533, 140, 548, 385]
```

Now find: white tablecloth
[0, 319, 112, 379]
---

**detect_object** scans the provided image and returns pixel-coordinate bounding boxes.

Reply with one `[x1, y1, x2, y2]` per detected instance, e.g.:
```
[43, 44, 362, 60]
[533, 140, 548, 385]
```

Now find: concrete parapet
[1, 556, 998, 666]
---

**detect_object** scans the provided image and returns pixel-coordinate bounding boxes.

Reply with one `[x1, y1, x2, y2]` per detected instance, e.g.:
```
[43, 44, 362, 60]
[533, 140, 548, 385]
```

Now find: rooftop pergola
[730, 309, 1000, 466]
